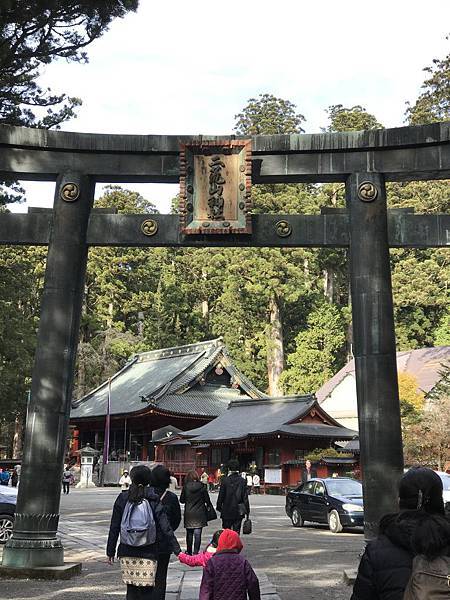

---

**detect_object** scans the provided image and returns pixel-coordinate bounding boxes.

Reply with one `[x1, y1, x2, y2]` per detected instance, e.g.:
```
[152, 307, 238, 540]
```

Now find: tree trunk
[323, 268, 334, 303]
[12, 414, 24, 459]
[267, 295, 284, 397]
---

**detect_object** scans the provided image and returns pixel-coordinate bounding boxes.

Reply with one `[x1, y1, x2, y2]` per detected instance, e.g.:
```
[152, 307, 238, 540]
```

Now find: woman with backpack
[150, 464, 181, 600]
[351, 467, 450, 600]
[107, 465, 180, 599]
[180, 470, 214, 555]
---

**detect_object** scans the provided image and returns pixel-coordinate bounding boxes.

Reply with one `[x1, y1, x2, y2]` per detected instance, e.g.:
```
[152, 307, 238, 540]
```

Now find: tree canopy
[0, 0, 138, 128]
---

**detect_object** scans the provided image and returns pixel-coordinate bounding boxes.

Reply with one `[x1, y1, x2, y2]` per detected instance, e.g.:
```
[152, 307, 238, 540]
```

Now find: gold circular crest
[141, 219, 158, 236]
[357, 181, 378, 202]
[60, 182, 80, 202]
[275, 220, 293, 237]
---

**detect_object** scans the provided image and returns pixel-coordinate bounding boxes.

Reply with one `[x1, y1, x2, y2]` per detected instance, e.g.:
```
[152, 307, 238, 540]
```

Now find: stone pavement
[0, 489, 361, 599]
[0, 498, 281, 600]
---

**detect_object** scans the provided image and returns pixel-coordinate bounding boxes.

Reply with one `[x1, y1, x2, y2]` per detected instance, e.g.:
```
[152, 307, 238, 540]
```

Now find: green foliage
[406, 42, 450, 125]
[426, 362, 450, 402]
[0, 0, 138, 204]
[234, 93, 305, 135]
[281, 303, 347, 395]
[0, 244, 46, 421]
[305, 447, 353, 461]
[324, 104, 383, 132]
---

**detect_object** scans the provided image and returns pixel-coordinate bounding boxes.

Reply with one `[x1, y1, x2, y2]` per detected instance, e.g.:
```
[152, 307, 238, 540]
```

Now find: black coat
[106, 487, 181, 559]
[216, 472, 250, 520]
[180, 481, 211, 529]
[351, 511, 449, 600]
[153, 486, 181, 554]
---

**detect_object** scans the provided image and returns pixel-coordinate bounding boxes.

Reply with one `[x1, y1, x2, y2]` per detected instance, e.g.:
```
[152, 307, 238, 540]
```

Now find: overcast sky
[10, 0, 450, 213]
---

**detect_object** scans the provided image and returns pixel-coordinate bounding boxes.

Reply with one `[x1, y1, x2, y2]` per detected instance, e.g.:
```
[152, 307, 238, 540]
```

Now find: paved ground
[0, 488, 363, 599]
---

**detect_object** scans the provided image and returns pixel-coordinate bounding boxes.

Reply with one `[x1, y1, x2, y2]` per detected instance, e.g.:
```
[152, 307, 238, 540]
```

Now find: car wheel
[328, 509, 343, 534]
[0, 514, 14, 544]
[291, 507, 304, 528]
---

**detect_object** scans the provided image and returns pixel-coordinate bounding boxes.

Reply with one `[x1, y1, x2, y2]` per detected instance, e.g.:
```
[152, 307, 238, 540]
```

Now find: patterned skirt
[120, 557, 157, 587]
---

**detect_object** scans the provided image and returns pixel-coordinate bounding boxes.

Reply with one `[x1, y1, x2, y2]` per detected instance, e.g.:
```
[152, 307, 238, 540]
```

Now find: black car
[0, 487, 16, 543]
[285, 477, 364, 533]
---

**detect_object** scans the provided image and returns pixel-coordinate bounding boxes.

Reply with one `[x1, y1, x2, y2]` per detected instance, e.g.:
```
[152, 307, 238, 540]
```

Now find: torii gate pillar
[346, 173, 404, 538]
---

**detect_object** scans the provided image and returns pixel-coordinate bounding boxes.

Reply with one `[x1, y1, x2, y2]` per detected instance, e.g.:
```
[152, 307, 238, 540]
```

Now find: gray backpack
[120, 498, 156, 547]
[403, 555, 450, 599]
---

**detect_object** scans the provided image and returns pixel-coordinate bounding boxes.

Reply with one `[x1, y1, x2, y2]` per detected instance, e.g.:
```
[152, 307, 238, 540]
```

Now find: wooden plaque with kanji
[179, 140, 252, 235]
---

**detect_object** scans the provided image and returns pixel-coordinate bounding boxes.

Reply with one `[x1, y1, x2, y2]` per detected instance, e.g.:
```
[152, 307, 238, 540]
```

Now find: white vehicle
[435, 471, 450, 505]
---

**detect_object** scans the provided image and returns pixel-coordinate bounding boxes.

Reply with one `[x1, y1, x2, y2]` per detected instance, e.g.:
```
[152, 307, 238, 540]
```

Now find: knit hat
[398, 467, 444, 515]
[217, 529, 243, 553]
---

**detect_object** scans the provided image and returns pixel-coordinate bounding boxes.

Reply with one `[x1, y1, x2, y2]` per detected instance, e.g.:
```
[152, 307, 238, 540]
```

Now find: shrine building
[70, 339, 265, 462]
[71, 338, 358, 485]
[156, 395, 358, 488]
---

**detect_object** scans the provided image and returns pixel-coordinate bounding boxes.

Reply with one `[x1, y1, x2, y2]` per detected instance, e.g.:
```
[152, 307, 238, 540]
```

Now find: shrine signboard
[179, 139, 252, 234]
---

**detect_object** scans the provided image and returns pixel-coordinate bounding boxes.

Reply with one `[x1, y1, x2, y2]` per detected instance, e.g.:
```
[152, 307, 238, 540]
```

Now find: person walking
[150, 464, 181, 600]
[199, 529, 260, 600]
[351, 466, 450, 600]
[200, 469, 208, 486]
[119, 469, 132, 491]
[216, 459, 250, 534]
[252, 473, 260, 495]
[178, 529, 223, 568]
[169, 472, 178, 492]
[11, 467, 19, 488]
[180, 470, 213, 555]
[107, 465, 180, 600]
[62, 466, 72, 495]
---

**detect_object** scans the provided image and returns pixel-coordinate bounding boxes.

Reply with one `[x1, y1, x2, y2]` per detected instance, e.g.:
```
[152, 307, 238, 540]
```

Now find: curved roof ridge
[135, 338, 223, 363]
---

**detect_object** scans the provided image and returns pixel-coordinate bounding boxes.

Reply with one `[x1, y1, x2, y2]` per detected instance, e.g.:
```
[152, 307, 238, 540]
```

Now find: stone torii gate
[0, 121, 449, 572]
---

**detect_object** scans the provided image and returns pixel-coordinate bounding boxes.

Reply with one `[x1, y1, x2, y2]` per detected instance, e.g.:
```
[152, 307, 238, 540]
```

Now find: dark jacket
[153, 486, 181, 554]
[199, 550, 261, 600]
[106, 487, 181, 559]
[216, 472, 250, 520]
[351, 511, 448, 600]
[180, 481, 211, 529]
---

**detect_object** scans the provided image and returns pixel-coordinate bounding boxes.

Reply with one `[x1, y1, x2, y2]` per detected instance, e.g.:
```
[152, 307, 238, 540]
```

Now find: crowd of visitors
[105, 461, 449, 600]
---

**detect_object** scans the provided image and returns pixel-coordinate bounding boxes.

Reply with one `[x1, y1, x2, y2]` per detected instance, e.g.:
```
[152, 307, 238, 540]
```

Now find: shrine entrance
[0, 121, 449, 570]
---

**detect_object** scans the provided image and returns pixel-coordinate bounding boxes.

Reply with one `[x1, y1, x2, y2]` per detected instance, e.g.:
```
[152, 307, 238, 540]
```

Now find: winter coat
[152, 486, 181, 555]
[351, 511, 450, 600]
[216, 472, 250, 520]
[106, 487, 181, 560]
[180, 481, 211, 529]
[178, 545, 216, 568]
[199, 530, 260, 600]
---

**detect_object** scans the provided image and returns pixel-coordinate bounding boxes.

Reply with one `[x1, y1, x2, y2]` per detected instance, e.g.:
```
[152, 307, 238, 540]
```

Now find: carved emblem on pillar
[179, 139, 252, 234]
[357, 181, 378, 202]
[60, 182, 80, 202]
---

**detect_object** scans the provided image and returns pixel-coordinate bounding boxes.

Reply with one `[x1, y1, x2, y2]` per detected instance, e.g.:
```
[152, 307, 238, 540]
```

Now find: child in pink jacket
[178, 529, 223, 568]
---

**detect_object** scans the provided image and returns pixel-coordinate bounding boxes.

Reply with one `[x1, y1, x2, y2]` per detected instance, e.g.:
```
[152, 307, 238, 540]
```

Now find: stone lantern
[75, 443, 98, 488]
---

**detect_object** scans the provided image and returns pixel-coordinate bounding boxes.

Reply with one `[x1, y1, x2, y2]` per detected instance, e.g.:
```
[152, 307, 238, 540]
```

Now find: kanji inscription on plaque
[179, 139, 252, 234]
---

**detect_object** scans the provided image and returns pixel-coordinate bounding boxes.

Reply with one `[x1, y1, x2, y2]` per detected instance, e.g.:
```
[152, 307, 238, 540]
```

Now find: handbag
[242, 517, 252, 535]
[206, 503, 217, 521]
